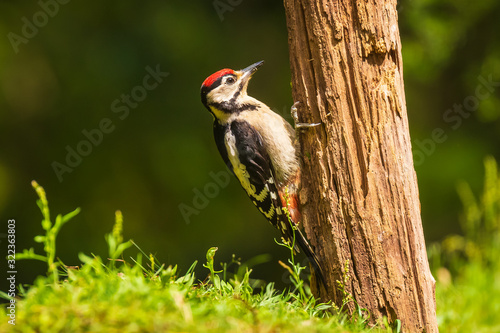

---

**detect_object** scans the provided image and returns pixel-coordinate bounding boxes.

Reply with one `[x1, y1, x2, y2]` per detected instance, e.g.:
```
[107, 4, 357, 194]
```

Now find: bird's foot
[291, 101, 321, 129]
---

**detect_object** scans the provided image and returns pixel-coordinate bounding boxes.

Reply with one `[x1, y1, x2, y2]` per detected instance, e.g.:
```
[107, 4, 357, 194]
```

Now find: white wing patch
[270, 190, 277, 200]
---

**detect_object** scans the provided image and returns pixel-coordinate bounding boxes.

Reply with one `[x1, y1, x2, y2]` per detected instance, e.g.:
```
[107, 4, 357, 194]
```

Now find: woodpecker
[200, 60, 325, 285]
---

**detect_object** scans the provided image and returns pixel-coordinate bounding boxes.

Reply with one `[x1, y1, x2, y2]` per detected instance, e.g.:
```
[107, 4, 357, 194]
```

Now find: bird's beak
[240, 60, 264, 84]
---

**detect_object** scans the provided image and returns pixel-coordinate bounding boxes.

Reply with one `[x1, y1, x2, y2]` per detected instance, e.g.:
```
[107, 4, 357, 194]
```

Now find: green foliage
[105, 210, 133, 268]
[15, 181, 80, 283]
[430, 156, 500, 332]
[0, 183, 402, 333]
[456, 156, 500, 265]
[276, 195, 311, 303]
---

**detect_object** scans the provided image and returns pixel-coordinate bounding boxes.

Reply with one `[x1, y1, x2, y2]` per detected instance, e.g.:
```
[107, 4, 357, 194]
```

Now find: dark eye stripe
[207, 74, 236, 91]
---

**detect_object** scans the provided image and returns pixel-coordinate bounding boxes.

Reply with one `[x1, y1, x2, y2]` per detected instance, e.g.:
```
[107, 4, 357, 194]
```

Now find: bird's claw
[291, 101, 321, 129]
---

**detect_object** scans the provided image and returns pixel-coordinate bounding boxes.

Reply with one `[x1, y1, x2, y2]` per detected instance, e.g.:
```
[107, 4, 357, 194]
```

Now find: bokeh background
[1, 0, 499, 290]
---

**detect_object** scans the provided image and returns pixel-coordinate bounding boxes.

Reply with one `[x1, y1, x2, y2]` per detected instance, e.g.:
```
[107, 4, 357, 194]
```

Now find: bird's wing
[215, 119, 326, 286]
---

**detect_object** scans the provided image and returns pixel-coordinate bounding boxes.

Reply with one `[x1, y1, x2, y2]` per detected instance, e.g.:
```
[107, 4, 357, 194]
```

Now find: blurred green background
[1, 0, 499, 290]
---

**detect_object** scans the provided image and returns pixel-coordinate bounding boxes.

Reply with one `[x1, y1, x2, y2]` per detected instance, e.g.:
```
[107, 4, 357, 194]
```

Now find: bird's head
[201, 60, 264, 117]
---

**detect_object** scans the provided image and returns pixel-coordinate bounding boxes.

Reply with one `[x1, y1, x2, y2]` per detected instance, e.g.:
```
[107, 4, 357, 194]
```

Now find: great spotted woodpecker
[200, 61, 325, 285]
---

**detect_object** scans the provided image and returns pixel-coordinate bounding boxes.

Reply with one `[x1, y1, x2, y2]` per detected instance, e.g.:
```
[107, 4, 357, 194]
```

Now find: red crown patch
[202, 68, 234, 88]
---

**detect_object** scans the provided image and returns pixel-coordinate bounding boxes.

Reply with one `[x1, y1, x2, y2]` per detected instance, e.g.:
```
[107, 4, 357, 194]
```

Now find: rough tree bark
[284, 0, 438, 332]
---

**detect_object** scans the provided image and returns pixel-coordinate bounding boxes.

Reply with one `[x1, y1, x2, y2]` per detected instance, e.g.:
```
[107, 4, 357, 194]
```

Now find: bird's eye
[225, 76, 235, 85]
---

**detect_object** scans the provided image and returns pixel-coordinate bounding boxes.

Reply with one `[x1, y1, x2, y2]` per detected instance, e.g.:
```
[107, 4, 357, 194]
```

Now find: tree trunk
[283, 0, 438, 332]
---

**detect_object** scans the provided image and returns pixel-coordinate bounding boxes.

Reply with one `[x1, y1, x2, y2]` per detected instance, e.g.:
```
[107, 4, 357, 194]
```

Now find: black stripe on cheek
[211, 102, 258, 114]
[239, 103, 258, 112]
[231, 90, 240, 102]
[201, 76, 225, 107]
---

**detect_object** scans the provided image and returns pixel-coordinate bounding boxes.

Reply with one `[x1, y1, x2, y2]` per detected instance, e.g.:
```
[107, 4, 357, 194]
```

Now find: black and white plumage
[200, 61, 325, 285]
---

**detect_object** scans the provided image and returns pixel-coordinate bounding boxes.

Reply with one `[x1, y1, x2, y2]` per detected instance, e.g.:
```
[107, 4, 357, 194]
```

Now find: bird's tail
[278, 183, 326, 288]
[293, 227, 326, 288]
